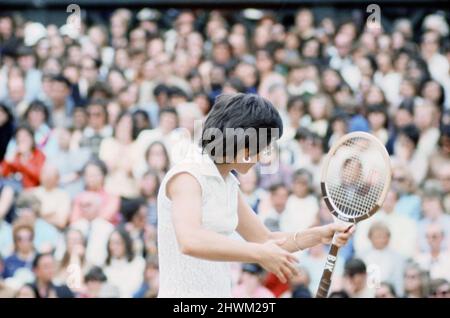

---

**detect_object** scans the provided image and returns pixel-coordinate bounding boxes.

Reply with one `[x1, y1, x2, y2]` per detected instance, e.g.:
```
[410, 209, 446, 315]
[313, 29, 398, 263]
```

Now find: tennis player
[157, 93, 354, 298]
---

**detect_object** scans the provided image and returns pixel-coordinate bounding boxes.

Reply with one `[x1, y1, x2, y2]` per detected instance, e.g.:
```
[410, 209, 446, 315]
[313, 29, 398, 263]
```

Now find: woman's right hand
[256, 240, 299, 283]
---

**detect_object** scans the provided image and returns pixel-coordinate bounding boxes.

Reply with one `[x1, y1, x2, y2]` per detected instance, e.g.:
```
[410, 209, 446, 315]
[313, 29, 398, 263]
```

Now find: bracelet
[293, 231, 303, 251]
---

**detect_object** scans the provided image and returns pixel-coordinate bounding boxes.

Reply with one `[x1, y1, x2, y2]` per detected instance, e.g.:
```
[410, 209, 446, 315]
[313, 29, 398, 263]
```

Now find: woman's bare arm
[236, 191, 354, 252]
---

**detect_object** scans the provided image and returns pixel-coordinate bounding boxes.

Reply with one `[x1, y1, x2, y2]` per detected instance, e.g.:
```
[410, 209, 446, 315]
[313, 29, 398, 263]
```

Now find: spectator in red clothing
[1, 125, 45, 188]
[70, 159, 120, 224]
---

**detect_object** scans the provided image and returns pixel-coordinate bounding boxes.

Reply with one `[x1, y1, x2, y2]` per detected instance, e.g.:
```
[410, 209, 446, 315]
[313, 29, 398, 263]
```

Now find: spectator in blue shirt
[2, 222, 35, 279]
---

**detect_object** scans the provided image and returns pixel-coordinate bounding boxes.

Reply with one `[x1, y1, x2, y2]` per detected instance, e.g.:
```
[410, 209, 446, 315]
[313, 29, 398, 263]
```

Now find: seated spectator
[31, 163, 71, 229]
[13, 193, 60, 252]
[417, 187, 450, 253]
[79, 266, 119, 298]
[121, 198, 148, 258]
[391, 124, 428, 187]
[300, 134, 325, 192]
[403, 262, 429, 298]
[260, 183, 289, 232]
[391, 164, 422, 221]
[414, 102, 440, 158]
[1, 125, 46, 189]
[79, 100, 112, 157]
[2, 222, 35, 279]
[46, 125, 90, 198]
[99, 111, 140, 198]
[357, 222, 405, 295]
[232, 264, 274, 298]
[70, 159, 120, 224]
[307, 94, 332, 138]
[70, 191, 114, 266]
[22, 100, 58, 156]
[282, 169, 319, 232]
[28, 253, 74, 298]
[46, 75, 74, 129]
[54, 228, 90, 293]
[238, 167, 269, 214]
[134, 107, 178, 175]
[137, 141, 171, 182]
[367, 104, 389, 145]
[342, 258, 375, 298]
[415, 223, 450, 281]
[354, 189, 418, 258]
[103, 229, 145, 298]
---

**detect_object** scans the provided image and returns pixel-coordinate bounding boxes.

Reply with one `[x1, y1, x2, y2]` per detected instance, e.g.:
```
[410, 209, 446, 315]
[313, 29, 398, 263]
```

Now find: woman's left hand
[319, 223, 355, 247]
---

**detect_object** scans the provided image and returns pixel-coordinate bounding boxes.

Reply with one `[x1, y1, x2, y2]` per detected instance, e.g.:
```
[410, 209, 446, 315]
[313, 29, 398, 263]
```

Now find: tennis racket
[316, 131, 392, 298]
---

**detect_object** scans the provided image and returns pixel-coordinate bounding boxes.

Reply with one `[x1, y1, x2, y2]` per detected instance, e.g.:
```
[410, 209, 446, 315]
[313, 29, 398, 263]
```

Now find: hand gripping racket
[316, 132, 392, 298]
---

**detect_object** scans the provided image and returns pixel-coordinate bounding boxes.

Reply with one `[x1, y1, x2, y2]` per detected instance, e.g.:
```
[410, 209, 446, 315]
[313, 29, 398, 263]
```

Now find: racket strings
[325, 137, 387, 218]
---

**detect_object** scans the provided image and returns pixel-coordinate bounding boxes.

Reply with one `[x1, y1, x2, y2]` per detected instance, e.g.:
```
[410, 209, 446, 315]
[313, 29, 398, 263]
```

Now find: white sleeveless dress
[157, 148, 240, 298]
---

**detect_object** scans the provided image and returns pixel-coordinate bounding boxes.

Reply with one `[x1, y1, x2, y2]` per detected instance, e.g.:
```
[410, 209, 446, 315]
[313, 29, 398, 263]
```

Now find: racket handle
[316, 243, 340, 298]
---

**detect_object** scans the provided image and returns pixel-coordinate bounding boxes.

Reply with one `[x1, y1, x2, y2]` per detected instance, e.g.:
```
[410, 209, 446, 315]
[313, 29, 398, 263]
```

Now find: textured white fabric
[157, 147, 240, 298]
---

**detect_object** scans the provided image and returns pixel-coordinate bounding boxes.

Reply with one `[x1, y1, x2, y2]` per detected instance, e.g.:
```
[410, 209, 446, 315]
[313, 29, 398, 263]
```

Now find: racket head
[320, 132, 392, 223]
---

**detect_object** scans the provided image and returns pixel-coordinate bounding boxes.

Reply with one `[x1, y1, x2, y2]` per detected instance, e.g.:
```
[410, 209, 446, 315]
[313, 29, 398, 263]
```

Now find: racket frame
[320, 131, 391, 223]
[316, 131, 392, 298]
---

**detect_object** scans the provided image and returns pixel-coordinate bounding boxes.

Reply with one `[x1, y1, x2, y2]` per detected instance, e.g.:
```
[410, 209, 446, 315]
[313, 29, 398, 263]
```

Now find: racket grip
[316, 244, 340, 298]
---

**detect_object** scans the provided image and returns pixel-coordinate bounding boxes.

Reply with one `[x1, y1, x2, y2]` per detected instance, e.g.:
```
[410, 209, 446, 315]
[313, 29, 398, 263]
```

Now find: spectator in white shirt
[354, 189, 418, 258]
[281, 169, 319, 233]
[414, 102, 440, 158]
[374, 52, 402, 106]
[31, 163, 71, 230]
[420, 31, 449, 87]
[415, 223, 450, 281]
[70, 191, 114, 267]
[357, 222, 405, 296]
[103, 228, 145, 298]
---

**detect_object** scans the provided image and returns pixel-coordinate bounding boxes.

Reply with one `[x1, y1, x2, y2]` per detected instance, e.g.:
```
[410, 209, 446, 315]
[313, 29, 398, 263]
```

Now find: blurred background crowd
[1, 4, 450, 298]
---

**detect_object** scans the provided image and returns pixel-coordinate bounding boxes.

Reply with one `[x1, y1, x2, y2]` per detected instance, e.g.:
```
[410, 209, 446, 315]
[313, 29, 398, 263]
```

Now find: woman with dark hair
[157, 93, 354, 297]
[70, 159, 120, 224]
[103, 228, 145, 298]
[1, 125, 46, 188]
[99, 111, 139, 198]
[142, 141, 170, 181]
[55, 228, 90, 292]
[421, 80, 445, 111]
[392, 124, 428, 186]
[0, 104, 14, 162]
[23, 100, 58, 156]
